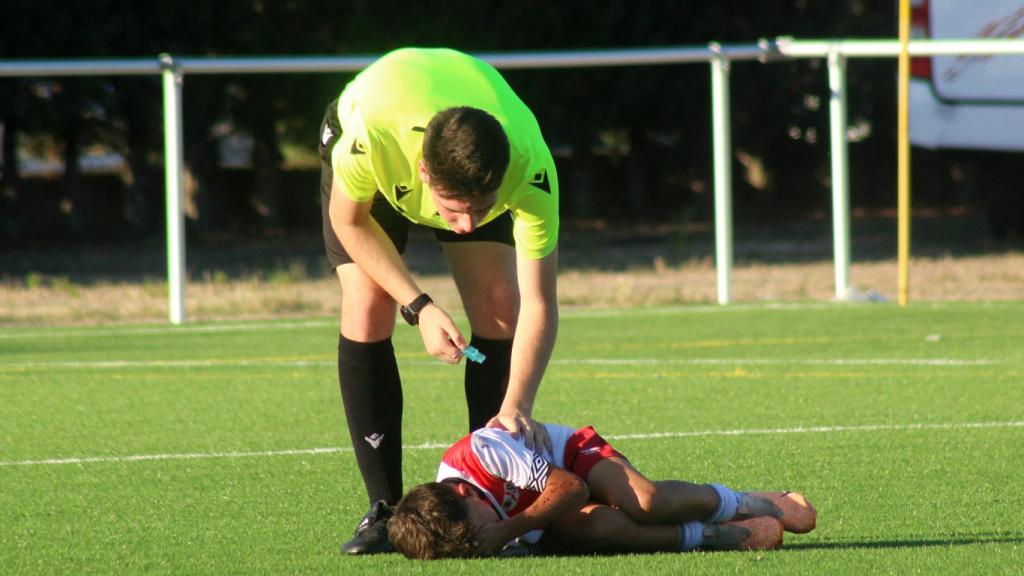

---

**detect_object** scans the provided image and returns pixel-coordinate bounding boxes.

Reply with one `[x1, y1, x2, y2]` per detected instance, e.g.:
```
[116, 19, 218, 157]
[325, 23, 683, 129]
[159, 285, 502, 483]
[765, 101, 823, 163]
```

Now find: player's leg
[542, 503, 782, 554]
[585, 457, 780, 525]
[438, 215, 518, 430]
[543, 503, 679, 553]
[564, 427, 811, 539]
[585, 457, 719, 523]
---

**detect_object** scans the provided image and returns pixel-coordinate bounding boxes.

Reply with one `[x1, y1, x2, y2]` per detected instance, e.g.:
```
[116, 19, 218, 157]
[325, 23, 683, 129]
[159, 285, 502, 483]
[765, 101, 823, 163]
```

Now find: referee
[318, 47, 560, 554]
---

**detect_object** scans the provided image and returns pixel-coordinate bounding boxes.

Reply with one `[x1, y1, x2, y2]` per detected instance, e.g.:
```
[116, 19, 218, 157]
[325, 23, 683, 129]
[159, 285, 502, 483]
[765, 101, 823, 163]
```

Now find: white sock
[705, 483, 740, 523]
[676, 521, 704, 551]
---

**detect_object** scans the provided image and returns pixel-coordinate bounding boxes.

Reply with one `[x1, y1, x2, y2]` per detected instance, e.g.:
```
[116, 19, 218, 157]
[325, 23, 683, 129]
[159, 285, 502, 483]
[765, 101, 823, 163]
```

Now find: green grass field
[2, 302, 1023, 575]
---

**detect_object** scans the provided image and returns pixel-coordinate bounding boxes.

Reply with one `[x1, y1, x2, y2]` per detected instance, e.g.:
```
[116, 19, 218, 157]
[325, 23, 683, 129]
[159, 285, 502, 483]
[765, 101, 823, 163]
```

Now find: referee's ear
[418, 160, 433, 187]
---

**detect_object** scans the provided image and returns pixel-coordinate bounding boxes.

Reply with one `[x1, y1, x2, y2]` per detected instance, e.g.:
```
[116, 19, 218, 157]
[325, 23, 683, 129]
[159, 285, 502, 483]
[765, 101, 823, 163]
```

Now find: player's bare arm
[474, 465, 587, 556]
[329, 180, 466, 361]
[487, 248, 558, 453]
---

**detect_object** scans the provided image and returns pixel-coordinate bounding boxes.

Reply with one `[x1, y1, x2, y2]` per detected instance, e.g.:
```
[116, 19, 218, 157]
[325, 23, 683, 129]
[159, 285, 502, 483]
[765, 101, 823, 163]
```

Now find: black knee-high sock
[464, 334, 513, 431]
[338, 334, 403, 505]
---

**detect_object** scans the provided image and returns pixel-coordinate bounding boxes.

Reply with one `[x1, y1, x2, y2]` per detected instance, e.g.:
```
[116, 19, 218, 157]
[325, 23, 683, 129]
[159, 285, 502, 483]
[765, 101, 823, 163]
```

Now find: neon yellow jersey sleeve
[329, 47, 559, 259]
[330, 99, 376, 202]
[506, 151, 559, 259]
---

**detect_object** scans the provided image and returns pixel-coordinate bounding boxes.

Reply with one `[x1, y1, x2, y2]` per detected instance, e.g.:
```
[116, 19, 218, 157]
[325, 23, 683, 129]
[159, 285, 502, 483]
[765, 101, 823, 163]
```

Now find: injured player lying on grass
[387, 423, 816, 558]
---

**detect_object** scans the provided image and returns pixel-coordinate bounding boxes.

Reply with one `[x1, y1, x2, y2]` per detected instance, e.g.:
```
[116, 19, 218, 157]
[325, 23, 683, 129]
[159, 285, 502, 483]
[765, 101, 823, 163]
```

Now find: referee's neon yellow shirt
[330, 47, 559, 259]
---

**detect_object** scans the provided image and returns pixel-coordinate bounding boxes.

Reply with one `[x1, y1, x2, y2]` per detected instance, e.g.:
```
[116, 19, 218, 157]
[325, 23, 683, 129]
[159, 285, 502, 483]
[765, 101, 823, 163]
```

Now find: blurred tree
[0, 83, 26, 245]
[0, 0, 902, 245]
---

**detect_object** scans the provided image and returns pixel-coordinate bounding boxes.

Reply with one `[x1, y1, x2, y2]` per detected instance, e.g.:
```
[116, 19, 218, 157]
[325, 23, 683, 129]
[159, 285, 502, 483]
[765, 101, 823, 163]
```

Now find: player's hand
[487, 411, 553, 456]
[417, 304, 466, 364]
[473, 521, 515, 557]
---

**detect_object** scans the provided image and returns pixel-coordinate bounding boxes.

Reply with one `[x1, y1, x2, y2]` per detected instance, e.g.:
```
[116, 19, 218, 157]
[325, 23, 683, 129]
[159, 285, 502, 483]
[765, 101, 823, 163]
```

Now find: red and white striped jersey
[436, 424, 576, 543]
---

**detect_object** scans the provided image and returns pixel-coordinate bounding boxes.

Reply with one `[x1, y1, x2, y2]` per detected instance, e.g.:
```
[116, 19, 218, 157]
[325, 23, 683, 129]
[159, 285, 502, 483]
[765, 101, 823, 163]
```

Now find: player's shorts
[561, 426, 626, 481]
[318, 99, 515, 270]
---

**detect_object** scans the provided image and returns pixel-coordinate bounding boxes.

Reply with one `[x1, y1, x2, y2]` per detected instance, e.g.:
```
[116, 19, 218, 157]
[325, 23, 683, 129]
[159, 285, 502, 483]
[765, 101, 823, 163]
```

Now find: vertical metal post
[828, 47, 851, 300]
[710, 44, 733, 305]
[161, 54, 187, 324]
[897, 1, 913, 306]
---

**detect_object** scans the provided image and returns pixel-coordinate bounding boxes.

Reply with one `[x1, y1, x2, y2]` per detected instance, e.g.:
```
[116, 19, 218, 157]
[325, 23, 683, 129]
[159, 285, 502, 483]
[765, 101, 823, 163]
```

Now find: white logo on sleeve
[364, 433, 384, 449]
[526, 453, 549, 492]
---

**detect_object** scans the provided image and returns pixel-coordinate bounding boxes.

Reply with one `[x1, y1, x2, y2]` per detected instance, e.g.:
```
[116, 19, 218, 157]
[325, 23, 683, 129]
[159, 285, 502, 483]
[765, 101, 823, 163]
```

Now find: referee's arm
[492, 247, 558, 452]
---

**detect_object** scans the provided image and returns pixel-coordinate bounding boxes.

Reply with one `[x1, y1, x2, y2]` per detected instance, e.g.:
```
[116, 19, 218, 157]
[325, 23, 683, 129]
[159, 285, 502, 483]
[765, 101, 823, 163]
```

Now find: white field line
[2, 420, 1021, 468]
[0, 319, 334, 340]
[0, 359, 334, 369]
[552, 357, 999, 366]
[0, 357, 1001, 370]
[563, 301, 1021, 318]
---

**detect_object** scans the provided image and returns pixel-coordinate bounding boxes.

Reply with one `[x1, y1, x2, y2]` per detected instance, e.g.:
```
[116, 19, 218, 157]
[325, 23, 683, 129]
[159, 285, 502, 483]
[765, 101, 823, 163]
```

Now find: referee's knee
[466, 297, 517, 339]
[340, 292, 397, 341]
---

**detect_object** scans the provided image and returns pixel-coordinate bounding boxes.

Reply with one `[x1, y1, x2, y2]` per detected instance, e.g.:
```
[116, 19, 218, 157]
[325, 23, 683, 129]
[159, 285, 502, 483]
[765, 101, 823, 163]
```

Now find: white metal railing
[3, 37, 1023, 322]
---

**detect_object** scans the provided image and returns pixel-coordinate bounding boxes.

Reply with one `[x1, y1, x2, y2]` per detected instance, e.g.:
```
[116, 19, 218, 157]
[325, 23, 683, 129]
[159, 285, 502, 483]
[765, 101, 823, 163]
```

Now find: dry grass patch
[2, 252, 1020, 327]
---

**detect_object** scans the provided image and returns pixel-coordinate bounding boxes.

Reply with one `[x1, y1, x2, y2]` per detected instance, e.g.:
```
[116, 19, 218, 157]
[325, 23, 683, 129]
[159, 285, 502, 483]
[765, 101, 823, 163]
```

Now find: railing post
[160, 54, 187, 325]
[710, 44, 733, 305]
[828, 46, 851, 300]
[897, 4, 913, 307]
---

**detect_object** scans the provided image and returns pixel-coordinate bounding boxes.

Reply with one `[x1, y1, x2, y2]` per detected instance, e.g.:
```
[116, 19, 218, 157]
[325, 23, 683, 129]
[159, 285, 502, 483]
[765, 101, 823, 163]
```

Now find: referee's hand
[417, 304, 466, 364]
[487, 412, 553, 456]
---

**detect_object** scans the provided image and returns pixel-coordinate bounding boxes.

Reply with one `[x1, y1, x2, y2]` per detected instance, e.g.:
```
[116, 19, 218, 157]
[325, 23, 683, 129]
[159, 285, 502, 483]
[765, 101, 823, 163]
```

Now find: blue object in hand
[462, 346, 487, 364]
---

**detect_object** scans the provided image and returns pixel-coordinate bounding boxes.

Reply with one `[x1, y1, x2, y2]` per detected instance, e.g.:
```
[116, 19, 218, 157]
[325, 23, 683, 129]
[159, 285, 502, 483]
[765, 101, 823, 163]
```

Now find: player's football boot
[702, 517, 784, 551]
[750, 491, 816, 533]
[341, 500, 395, 555]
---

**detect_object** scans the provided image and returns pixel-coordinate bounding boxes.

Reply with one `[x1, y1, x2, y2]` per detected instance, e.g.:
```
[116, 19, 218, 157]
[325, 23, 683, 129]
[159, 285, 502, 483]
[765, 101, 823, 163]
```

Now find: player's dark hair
[422, 107, 510, 198]
[388, 481, 477, 559]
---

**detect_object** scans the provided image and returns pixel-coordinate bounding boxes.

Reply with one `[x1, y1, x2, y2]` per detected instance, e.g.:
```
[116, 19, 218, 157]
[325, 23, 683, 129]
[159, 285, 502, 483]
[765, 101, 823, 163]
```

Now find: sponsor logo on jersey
[502, 481, 520, 511]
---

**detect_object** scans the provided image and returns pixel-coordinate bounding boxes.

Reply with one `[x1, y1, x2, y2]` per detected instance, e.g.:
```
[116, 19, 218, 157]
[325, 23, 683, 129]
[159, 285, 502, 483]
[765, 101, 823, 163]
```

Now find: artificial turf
[2, 302, 1022, 574]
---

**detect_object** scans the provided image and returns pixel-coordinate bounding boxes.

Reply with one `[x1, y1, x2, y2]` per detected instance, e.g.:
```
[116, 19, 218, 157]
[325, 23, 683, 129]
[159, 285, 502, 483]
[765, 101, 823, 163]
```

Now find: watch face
[401, 306, 418, 325]
[401, 294, 430, 326]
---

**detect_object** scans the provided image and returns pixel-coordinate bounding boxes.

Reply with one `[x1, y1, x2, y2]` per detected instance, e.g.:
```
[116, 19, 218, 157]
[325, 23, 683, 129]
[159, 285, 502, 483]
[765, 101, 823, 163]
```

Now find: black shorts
[318, 99, 515, 269]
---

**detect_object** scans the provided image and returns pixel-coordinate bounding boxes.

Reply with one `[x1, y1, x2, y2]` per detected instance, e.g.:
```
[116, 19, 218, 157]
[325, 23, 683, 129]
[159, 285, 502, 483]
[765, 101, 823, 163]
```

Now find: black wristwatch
[400, 293, 433, 326]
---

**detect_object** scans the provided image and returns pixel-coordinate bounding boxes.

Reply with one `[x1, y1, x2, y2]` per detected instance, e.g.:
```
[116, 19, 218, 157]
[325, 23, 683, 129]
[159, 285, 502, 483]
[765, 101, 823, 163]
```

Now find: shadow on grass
[487, 533, 1024, 559]
[362, 534, 1024, 562]
[786, 533, 1024, 551]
